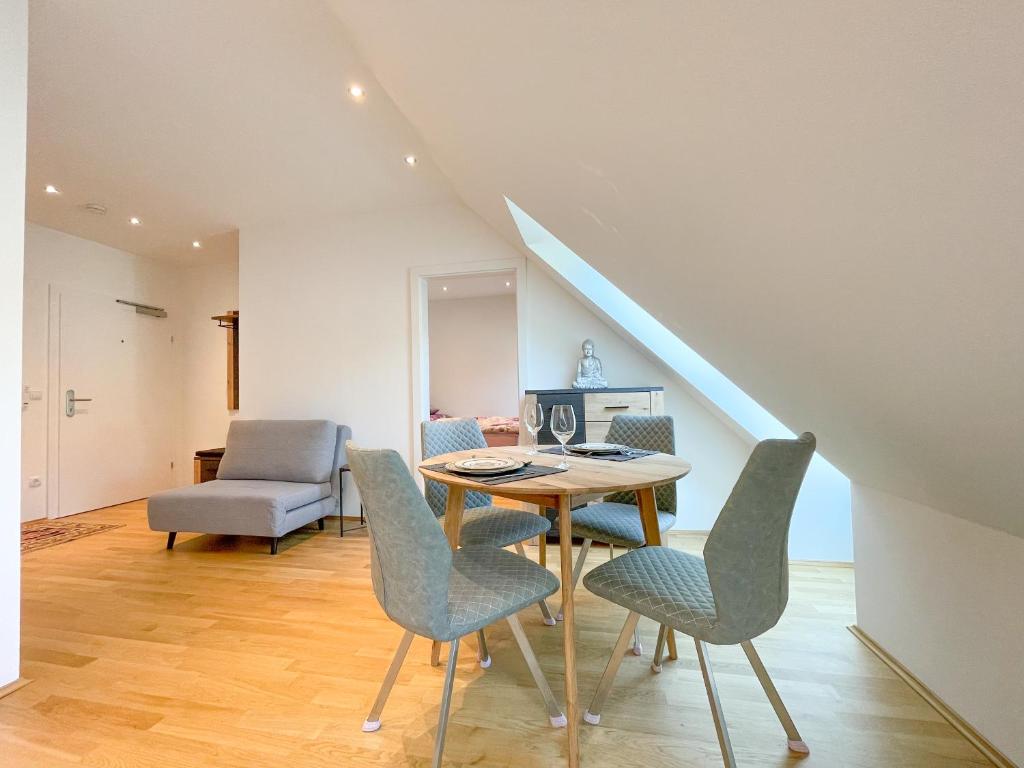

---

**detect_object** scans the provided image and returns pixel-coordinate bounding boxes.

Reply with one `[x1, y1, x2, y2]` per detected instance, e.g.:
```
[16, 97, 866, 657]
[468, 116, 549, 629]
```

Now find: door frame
[45, 284, 61, 518]
[408, 258, 528, 471]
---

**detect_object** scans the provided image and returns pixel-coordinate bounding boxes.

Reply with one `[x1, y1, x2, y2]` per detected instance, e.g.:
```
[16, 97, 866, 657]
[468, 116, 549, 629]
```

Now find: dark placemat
[539, 446, 657, 462]
[422, 462, 569, 485]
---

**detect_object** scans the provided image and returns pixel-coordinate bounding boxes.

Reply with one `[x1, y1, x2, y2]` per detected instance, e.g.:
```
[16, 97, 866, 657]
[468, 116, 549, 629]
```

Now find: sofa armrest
[330, 425, 353, 507]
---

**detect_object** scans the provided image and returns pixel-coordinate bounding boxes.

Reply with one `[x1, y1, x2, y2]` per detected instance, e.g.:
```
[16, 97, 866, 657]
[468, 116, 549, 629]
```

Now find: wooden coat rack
[211, 310, 239, 410]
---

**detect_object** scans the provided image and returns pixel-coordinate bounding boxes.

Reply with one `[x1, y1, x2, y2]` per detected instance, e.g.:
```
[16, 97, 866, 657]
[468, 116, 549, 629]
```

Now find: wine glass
[523, 401, 543, 455]
[550, 404, 576, 469]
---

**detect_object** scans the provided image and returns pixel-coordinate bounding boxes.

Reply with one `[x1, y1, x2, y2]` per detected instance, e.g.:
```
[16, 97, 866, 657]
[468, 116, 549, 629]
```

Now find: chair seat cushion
[583, 547, 719, 641]
[438, 507, 551, 548]
[445, 546, 559, 640]
[562, 502, 674, 548]
[147, 479, 332, 537]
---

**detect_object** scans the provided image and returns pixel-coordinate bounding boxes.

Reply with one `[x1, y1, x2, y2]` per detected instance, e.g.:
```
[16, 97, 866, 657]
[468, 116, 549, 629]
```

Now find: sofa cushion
[147, 479, 331, 537]
[217, 420, 337, 483]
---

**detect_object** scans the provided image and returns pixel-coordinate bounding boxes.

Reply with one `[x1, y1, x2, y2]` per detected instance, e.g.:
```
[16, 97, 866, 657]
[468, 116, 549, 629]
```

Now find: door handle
[65, 389, 93, 417]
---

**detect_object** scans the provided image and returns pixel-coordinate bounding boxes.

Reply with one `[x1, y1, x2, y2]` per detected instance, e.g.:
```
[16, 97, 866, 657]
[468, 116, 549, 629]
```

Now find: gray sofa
[148, 419, 351, 554]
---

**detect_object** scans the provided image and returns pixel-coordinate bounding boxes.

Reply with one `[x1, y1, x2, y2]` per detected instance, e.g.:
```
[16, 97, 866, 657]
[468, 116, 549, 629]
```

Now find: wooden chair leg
[513, 541, 556, 625]
[362, 630, 415, 732]
[742, 640, 809, 754]
[651, 625, 668, 672]
[556, 538, 591, 621]
[476, 629, 491, 669]
[695, 639, 737, 768]
[431, 641, 442, 667]
[166, 532, 176, 550]
[506, 613, 566, 727]
[667, 627, 678, 660]
[432, 638, 461, 768]
[583, 611, 641, 725]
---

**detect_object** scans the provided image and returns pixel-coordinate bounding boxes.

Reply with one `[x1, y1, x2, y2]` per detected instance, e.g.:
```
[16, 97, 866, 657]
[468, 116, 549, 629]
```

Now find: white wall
[524, 262, 754, 534]
[1, 0, 27, 689]
[854, 485, 1024, 765]
[241, 202, 516, 462]
[21, 223, 239, 518]
[428, 294, 518, 417]
[176, 246, 239, 484]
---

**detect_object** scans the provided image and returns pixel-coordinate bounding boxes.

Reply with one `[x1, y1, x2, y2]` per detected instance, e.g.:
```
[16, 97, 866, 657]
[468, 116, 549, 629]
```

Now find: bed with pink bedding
[429, 412, 520, 447]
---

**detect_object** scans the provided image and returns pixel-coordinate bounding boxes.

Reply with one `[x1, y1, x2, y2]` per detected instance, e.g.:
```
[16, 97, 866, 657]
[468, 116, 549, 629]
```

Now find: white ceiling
[427, 271, 515, 302]
[330, 1, 1024, 537]
[26, 0, 452, 263]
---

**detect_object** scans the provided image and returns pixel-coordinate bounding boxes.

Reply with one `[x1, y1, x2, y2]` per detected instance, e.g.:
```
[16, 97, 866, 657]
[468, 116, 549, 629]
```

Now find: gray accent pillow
[217, 419, 338, 484]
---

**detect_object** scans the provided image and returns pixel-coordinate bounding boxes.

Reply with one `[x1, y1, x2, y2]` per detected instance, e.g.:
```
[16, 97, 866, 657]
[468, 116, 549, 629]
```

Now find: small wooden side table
[193, 448, 225, 483]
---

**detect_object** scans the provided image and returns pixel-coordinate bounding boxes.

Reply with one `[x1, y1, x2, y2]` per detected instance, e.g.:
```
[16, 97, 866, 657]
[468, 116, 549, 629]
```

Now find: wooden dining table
[418, 444, 692, 768]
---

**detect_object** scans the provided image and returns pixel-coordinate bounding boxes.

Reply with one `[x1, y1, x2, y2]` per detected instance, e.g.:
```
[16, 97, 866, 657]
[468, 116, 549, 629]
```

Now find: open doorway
[425, 270, 520, 447]
[409, 258, 527, 467]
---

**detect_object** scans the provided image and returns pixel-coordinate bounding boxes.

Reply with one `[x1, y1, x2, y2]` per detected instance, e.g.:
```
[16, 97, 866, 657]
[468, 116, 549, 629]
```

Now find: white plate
[567, 442, 627, 454]
[445, 456, 524, 475]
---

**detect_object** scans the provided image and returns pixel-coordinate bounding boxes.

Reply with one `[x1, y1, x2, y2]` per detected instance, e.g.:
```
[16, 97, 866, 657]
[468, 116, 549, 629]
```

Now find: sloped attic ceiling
[329, 1, 1024, 537]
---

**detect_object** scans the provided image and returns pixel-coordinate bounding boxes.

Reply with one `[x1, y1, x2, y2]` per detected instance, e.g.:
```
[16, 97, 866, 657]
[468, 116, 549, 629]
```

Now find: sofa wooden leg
[270, 537, 279, 555]
[317, 518, 325, 531]
[166, 532, 176, 550]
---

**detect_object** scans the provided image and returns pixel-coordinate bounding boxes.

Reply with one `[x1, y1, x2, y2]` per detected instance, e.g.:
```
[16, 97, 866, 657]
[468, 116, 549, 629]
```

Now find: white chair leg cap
[362, 720, 381, 733]
[788, 740, 810, 754]
[543, 616, 557, 626]
[583, 710, 601, 725]
[549, 714, 567, 728]
[555, 612, 564, 621]
[631, 642, 643, 656]
[479, 656, 492, 669]
[650, 662, 662, 674]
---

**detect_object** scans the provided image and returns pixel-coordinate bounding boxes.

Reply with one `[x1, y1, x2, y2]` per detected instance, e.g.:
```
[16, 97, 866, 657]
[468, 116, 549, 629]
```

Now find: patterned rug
[21, 520, 125, 553]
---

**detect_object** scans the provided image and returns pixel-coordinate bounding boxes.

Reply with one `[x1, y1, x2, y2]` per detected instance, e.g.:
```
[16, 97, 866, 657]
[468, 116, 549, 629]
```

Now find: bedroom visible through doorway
[426, 271, 520, 448]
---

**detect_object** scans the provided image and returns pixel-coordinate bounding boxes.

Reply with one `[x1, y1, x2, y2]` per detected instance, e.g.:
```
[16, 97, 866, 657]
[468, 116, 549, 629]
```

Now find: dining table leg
[637, 485, 678, 659]
[557, 494, 580, 768]
[433, 486, 467, 667]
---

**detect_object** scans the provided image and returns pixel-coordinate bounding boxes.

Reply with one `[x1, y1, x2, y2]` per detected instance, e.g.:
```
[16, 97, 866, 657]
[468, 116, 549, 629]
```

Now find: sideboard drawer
[584, 391, 652, 422]
[584, 420, 611, 443]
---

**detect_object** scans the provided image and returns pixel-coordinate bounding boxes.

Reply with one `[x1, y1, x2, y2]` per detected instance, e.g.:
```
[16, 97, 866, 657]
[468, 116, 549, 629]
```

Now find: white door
[56, 290, 177, 517]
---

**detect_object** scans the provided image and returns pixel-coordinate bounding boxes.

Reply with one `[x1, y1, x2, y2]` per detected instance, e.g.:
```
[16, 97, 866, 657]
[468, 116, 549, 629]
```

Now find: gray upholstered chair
[347, 443, 566, 768]
[555, 414, 676, 653]
[422, 418, 555, 626]
[580, 433, 816, 768]
[148, 419, 350, 554]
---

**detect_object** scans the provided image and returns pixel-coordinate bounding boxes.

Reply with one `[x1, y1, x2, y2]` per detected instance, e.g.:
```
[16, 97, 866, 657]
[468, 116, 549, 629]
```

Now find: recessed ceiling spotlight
[45, 184, 60, 195]
[505, 281, 511, 287]
[349, 84, 365, 99]
[129, 216, 142, 226]
[192, 241, 202, 249]
[404, 155, 417, 166]
[442, 285, 448, 292]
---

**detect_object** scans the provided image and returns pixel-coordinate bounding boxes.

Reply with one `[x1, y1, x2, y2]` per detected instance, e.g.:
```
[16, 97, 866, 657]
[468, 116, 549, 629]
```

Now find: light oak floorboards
[2, 500, 994, 767]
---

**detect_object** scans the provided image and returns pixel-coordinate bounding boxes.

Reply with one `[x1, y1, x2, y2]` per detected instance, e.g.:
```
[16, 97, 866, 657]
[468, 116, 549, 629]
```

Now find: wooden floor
[2, 501, 991, 768]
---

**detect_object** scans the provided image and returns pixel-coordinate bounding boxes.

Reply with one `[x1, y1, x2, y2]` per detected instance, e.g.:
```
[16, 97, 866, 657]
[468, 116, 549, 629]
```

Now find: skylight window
[505, 196, 852, 561]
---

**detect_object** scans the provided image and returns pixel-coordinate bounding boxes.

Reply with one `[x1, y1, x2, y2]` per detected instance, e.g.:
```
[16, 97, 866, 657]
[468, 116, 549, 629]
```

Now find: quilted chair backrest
[604, 415, 677, 514]
[421, 418, 493, 516]
[703, 433, 815, 644]
[347, 443, 452, 639]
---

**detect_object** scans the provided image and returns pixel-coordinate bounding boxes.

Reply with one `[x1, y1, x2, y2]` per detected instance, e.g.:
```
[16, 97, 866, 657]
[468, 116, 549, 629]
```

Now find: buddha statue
[572, 338, 608, 389]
